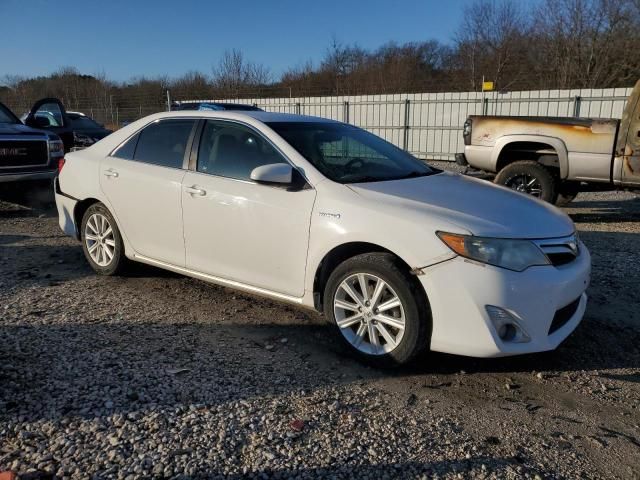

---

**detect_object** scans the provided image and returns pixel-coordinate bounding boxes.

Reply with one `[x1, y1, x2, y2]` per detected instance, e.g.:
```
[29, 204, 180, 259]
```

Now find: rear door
[23, 98, 74, 151]
[100, 118, 197, 266]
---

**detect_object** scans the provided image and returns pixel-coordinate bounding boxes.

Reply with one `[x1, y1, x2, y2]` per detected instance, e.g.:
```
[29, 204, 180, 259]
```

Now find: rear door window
[132, 119, 196, 169]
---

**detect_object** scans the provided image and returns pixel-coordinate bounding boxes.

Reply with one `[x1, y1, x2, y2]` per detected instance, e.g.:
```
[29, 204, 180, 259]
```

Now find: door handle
[184, 185, 206, 196]
[103, 169, 119, 178]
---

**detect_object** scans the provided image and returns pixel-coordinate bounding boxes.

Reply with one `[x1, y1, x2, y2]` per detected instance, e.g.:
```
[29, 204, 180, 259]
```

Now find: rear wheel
[323, 253, 431, 367]
[494, 160, 557, 203]
[81, 203, 126, 275]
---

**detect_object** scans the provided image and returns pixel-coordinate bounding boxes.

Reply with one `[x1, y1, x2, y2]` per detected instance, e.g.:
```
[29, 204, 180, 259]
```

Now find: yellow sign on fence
[482, 81, 495, 92]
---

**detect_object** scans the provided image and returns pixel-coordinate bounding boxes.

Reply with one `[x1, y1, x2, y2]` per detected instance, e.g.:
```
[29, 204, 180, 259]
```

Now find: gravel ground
[1, 170, 639, 480]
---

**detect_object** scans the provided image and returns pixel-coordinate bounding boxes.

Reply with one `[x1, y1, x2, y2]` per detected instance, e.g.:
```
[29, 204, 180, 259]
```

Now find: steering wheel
[344, 157, 366, 173]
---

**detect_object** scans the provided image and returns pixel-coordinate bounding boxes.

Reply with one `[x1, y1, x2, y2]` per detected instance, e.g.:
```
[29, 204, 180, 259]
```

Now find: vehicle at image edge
[457, 79, 640, 205]
[0, 100, 64, 183]
[171, 101, 263, 112]
[20, 100, 113, 151]
[54, 110, 591, 367]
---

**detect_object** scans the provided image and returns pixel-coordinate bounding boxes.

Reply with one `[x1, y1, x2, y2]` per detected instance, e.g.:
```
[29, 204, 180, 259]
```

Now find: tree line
[1, 0, 638, 121]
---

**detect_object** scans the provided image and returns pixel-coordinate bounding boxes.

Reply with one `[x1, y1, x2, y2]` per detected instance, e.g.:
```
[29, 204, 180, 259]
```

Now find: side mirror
[250, 163, 293, 185]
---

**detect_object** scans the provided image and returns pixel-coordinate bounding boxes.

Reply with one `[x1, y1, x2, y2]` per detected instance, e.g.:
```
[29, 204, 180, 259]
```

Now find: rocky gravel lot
[1, 172, 639, 480]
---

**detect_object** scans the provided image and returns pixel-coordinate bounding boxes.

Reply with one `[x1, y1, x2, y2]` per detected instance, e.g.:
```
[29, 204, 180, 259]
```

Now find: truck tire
[555, 182, 580, 207]
[494, 161, 558, 203]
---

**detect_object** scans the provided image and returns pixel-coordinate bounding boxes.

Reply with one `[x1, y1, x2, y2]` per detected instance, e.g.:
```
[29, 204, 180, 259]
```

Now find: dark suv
[0, 100, 64, 184]
[20, 99, 112, 151]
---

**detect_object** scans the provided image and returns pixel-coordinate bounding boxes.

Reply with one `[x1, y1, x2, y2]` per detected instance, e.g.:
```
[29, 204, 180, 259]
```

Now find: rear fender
[492, 135, 569, 179]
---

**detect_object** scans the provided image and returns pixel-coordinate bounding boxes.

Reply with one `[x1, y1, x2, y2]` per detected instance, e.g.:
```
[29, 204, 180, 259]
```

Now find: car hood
[348, 171, 575, 239]
[0, 122, 47, 136]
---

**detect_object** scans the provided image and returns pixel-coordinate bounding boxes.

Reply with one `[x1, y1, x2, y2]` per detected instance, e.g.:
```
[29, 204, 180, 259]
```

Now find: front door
[181, 119, 316, 297]
[100, 119, 197, 266]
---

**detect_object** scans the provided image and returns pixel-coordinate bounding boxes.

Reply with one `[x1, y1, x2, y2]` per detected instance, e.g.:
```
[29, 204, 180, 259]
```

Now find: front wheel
[494, 160, 558, 203]
[323, 253, 431, 367]
[81, 203, 127, 275]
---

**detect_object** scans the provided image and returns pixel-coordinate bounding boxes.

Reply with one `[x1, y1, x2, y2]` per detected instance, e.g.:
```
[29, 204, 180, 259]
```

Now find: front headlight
[48, 139, 64, 157]
[73, 131, 95, 145]
[437, 232, 550, 272]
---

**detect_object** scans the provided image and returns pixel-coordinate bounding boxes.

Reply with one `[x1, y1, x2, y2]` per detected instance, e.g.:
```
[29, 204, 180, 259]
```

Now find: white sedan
[54, 111, 591, 367]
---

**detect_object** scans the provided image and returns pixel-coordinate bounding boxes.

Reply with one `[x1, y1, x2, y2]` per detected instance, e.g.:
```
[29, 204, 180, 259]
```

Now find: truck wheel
[555, 182, 580, 207]
[494, 161, 557, 203]
[323, 252, 431, 368]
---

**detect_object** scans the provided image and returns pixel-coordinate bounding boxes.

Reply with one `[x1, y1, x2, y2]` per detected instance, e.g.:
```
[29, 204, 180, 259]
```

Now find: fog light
[486, 306, 531, 343]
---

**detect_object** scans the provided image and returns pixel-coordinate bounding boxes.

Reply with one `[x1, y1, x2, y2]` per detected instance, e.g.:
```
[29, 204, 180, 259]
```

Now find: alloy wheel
[333, 273, 406, 355]
[84, 213, 116, 267]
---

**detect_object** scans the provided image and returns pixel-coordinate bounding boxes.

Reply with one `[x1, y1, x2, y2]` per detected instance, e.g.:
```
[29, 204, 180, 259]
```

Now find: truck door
[23, 98, 74, 152]
[617, 80, 640, 187]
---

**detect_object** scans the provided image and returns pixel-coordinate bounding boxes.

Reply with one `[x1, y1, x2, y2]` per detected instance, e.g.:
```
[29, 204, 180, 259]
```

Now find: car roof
[157, 110, 338, 124]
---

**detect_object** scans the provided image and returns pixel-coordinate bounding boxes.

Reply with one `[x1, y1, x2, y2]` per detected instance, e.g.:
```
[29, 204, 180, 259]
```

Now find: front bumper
[0, 170, 56, 183]
[420, 243, 591, 357]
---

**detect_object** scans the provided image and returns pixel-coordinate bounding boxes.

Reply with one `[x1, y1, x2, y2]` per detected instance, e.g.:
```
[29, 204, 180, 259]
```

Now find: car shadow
[0, 179, 56, 213]
[566, 196, 640, 223]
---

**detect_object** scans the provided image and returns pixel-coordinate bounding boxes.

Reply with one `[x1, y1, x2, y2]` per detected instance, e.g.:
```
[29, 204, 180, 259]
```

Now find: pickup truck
[456, 80, 640, 205]
[0, 99, 65, 184]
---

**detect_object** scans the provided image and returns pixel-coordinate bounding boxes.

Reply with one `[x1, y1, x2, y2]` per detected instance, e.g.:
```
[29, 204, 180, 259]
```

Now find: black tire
[494, 160, 558, 203]
[323, 252, 431, 368]
[555, 182, 580, 207]
[80, 202, 127, 276]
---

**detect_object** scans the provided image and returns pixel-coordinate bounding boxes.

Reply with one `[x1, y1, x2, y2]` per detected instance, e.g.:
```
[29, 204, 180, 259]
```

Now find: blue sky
[1, 0, 530, 82]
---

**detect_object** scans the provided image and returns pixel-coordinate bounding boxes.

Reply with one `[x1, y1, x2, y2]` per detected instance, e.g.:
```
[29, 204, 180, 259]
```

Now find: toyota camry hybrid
[54, 111, 591, 366]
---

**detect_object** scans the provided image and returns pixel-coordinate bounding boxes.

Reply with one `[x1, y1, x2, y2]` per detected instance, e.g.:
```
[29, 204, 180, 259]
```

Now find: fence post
[573, 96, 582, 117]
[343, 101, 350, 124]
[482, 97, 489, 116]
[403, 99, 410, 151]
[295, 102, 301, 115]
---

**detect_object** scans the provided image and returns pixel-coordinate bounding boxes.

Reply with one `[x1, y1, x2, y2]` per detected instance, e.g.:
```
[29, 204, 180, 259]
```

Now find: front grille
[535, 235, 580, 267]
[0, 140, 48, 168]
[549, 296, 581, 334]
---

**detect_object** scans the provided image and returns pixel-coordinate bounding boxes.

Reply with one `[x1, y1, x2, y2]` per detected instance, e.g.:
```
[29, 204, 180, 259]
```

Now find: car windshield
[266, 122, 435, 183]
[0, 104, 19, 124]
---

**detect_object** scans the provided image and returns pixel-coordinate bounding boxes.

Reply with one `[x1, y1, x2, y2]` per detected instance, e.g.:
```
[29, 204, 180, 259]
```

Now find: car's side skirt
[132, 253, 306, 307]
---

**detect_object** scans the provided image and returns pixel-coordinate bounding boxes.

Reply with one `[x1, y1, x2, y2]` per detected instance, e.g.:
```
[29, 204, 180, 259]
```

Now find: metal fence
[179, 86, 633, 160]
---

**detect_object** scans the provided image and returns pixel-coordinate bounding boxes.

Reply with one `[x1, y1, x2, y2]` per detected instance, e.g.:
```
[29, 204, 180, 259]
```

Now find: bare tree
[212, 49, 271, 95]
[534, 0, 640, 89]
[454, 0, 531, 90]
